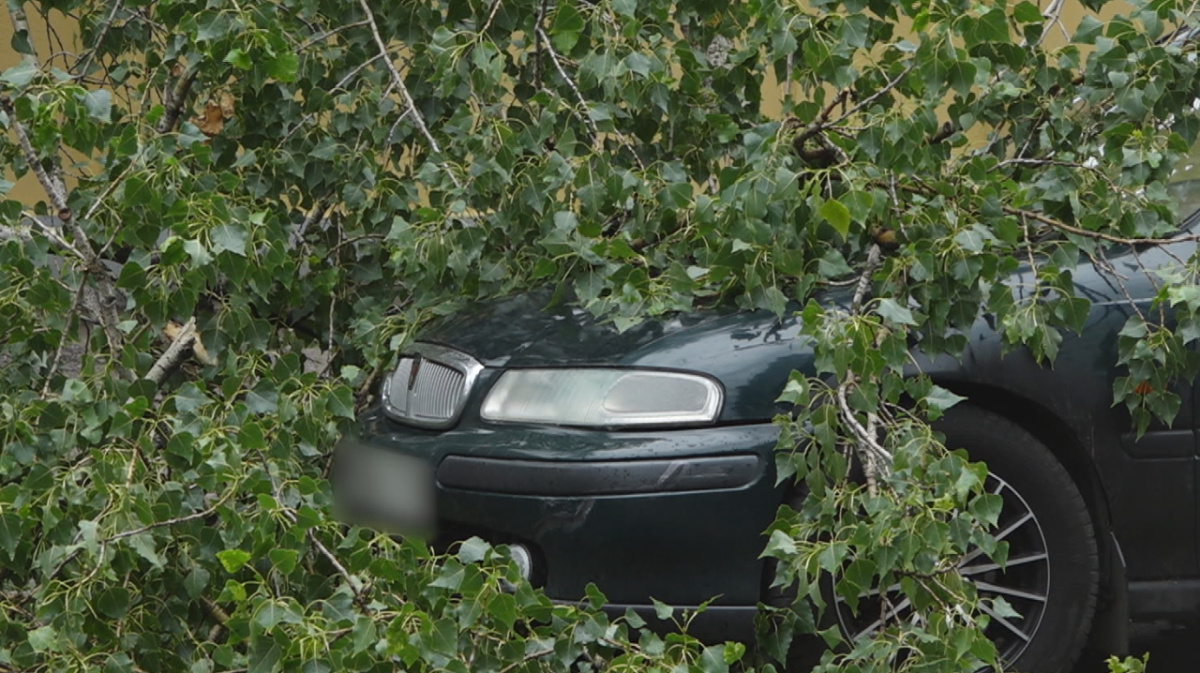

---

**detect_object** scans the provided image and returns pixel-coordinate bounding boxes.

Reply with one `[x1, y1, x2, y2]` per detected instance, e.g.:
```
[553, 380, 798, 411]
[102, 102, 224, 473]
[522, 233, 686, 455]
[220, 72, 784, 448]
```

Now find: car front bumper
[333, 410, 785, 635]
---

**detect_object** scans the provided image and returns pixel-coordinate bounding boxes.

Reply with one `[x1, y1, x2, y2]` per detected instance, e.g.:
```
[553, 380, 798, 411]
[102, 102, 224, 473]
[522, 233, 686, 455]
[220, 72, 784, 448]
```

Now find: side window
[1170, 133, 1200, 222]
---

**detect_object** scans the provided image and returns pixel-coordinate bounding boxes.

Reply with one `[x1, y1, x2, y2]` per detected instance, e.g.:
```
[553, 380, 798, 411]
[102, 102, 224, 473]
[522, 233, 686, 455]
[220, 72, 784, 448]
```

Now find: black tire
[780, 405, 1098, 673]
[931, 405, 1098, 673]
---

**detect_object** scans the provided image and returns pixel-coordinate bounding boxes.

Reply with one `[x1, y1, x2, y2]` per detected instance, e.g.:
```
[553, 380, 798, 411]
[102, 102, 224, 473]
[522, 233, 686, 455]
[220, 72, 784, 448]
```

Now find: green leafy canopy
[3, 0, 1200, 671]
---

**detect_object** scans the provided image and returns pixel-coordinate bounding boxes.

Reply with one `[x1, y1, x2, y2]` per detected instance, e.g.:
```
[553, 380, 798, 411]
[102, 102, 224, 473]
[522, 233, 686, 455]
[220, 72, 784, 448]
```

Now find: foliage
[3, 0, 1200, 671]
[1107, 653, 1150, 673]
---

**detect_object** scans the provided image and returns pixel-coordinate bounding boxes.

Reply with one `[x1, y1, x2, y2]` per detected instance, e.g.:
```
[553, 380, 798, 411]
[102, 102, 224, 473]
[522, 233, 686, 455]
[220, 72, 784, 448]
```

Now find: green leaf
[876, 298, 917, 326]
[82, 89, 113, 122]
[211, 225, 247, 256]
[269, 548, 299, 574]
[225, 48, 253, 70]
[10, 29, 33, 56]
[326, 387, 355, 419]
[0, 512, 21, 560]
[762, 529, 797, 557]
[651, 598, 673, 620]
[925, 385, 966, 413]
[489, 592, 518, 630]
[97, 586, 131, 619]
[611, 0, 636, 17]
[970, 493, 1004, 527]
[966, 8, 1010, 47]
[27, 625, 57, 653]
[196, 12, 235, 41]
[699, 645, 729, 673]
[550, 5, 585, 52]
[0, 62, 38, 88]
[248, 639, 282, 673]
[1074, 15, 1104, 44]
[184, 567, 211, 598]
[1013, 1, 1042, 23]
[173, 383, 211, 413]
[458, 536, 490, 564]
[989, 596, 1021, 619]
[584, 582, 607, 609]
[625, 53, 653, 78]
[267, 53, 299, 82]
[217, 549, 252, 573]
[842, 190, 875, 223]
[817, 198, 851, 238]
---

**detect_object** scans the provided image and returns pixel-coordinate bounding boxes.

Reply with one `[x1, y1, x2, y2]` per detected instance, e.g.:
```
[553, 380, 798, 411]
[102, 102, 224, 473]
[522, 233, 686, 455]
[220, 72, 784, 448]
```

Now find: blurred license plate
[333, 437, 435, 536]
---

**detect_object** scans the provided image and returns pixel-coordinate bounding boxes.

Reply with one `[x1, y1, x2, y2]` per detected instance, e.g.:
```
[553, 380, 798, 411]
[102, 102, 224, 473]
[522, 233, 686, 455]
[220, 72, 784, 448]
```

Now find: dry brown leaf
[190, 101, 225, 137]
[218, 92, 235, 118]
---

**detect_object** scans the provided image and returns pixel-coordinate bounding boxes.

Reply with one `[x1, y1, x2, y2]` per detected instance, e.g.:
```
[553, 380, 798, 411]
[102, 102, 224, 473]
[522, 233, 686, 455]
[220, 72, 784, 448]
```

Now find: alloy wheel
[833, 472, 1051, 665]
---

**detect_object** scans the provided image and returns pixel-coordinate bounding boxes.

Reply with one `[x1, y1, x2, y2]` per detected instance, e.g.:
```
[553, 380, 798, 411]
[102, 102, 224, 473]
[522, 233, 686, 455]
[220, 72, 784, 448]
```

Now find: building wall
[0, 2, 1133, 207]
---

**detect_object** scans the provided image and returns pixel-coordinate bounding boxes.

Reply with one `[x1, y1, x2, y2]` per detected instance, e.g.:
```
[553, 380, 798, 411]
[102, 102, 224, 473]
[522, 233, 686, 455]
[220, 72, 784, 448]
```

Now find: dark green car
[334, 224, 1200, 672]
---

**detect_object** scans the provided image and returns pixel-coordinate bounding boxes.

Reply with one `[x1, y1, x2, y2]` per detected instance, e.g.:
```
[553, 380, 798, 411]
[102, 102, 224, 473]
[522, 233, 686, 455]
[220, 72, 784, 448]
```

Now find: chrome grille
[382, 344, 482, 429]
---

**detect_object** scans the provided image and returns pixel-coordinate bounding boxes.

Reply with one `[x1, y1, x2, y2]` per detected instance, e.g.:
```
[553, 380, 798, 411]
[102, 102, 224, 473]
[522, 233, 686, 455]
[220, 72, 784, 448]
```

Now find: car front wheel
[829, 405, 1100, 672]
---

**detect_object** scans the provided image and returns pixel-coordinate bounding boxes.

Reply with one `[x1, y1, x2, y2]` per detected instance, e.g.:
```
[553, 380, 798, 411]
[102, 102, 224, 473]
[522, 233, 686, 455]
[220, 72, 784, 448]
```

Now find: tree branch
[851, 244, 882, 311]
[146, 317, 197, 386]
[794, 63, 916, 152]
[1, 96, 128, 365]
[157, 65, 198, 134]
[1, 95, 69, 210]
[844, 243, 890, 496]
[1001, 206, 1198, 246]
[5, 2, 39, 67]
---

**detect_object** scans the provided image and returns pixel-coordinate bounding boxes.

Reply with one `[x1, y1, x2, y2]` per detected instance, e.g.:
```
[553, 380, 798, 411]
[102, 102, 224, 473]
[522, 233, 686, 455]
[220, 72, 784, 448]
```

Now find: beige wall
[0, 2, 1133, 207]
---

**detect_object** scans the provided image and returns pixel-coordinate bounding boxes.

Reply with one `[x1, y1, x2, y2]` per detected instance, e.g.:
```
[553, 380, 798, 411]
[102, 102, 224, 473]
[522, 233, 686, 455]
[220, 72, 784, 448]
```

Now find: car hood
[420, 290, 817, 422]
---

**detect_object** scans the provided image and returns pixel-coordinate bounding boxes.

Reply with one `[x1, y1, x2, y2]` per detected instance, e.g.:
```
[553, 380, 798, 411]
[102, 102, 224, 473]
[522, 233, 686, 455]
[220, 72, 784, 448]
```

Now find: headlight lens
[480, 369, 723, 427]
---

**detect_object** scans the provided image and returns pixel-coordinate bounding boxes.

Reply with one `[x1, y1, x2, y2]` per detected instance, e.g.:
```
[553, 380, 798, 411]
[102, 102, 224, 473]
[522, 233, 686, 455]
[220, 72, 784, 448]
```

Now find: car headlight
[480, 369, 723, 427]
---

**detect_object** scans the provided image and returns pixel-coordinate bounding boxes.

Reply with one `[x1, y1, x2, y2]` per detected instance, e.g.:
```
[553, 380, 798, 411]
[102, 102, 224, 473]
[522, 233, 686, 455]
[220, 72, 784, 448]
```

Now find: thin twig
[298, 20, 369, 52]
[290, 199, 330, 249]
[1001, 206, 1196, 246]
[72, 0, 124, 77]
[257, 449, 368, 604]
[330, 52, 385, 94]
[19, 212, 85, 259]
[842, 243, 890, 496]
[498, 648, 555, 673]
[795, 63, 915, 149]
[2, 94, 128, 364]
[42, 280, 90, 396]
[357, 0, 463, 189]
[1035, 0, 1069, 47]
[533, 0, 549, 88]
[478, 0, 504, 36]
[106, 501, 218, 543]
[84, 161, 139, 223]
[46, 495, 227, 583]
[535, 25, 646, 171]
[829, 62, 916, 127]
